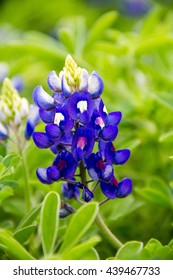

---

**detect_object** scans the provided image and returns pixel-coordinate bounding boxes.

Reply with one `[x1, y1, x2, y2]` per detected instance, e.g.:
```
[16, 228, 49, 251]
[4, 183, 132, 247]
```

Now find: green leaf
[142, 239, 173, 260]
[0, 229, 35, 260]
[81, 248, 100, 260]
[159, 131, 173, 142]
[0, 180, 19, 189]
[59, 202, 99, 254]
[135, 178, 173, 208]
[60, 235, 101, 260]
[16, 204, 41, 230]
[13, 223, 37, 243]
[151, 91, 173, 112]
[2, 154, 20, 169]
[135, 35, 173, 56]
[84, 11, 118, 49]
[93, 42, 127, 56]
[40, 191, 60, 256]
[116, 241, 144, 260]
[59, 28, 75, 53]
[0, 186, 14, 201]
[109, 196, 143, 221]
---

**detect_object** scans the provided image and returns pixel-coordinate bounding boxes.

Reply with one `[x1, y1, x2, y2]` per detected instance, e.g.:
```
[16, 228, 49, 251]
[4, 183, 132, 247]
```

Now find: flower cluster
[0, 78, 39, 144]
[33, 55, 132, 203]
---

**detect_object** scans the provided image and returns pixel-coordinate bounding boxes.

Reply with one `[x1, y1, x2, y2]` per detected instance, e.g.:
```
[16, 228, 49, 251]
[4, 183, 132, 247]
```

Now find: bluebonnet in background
[0, 77, 39, 147]
[33, 55, 132, 206]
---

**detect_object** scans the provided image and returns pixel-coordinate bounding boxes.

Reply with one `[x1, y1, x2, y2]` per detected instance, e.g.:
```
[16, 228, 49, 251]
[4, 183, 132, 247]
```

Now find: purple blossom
[62, 181, 80, 199]
[32, 55, 132, 206]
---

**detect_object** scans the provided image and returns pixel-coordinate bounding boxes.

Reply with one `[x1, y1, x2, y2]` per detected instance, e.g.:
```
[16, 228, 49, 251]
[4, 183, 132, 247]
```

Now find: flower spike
[32, 55, 132, 206]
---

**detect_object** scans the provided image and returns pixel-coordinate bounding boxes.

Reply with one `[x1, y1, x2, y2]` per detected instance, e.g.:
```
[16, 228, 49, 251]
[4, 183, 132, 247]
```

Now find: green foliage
[0, 229, 35, 260]
[40, 192, 60, 256]
[115, 238, 173, 260]
[59, 202, 99, 254]
[13, 223, 37, 243]
[0, 1, 173, 260]
[135, 177, 173, 208]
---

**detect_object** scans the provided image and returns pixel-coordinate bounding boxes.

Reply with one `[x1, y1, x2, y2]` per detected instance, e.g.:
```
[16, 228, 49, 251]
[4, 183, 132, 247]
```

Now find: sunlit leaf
[40, 192, 60, 256]
[84, 11, 118, 49]
[13, 223, 37, 243]
[115, 241, 144, 260]
[60, 235, 101, 260]
[0, 187, 13, 201]
[135, 178, 173, 208]
[59, 202, 99, 254]
[0, 229, 35, 260]
[59, 28, 75, 53]
[16, 204, 41, 231]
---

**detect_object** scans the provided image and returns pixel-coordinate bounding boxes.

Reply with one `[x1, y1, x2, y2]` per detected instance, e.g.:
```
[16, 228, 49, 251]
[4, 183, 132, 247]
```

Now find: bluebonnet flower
[119, 0, 150, 17]
[33, 55, 132, 206]
[0, 77, 39, 150]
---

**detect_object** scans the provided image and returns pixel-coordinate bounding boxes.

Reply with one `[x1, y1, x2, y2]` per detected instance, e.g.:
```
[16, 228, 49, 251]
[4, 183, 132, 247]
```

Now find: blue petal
[39, 108, 55, 123]
[53, 92, 66, 105]
[50, 144, 65, 154]
[61, 152, 78, 179]
[92, 98, 108, 121]
[55, 104, 74, 131]
[62, 182, 80, 199]
[67, 91, 93, 125]
[86, 153, 101, 180]
[99, 125, 118, 142]
[33, 86, 56, 110]
[102, 164, 114, 181]
[59, 203, 76, 218]
[79, 69, 88, 91]
[60, 131, 73, 146]
[45, 124, 62, 141]
[32, 132, 53, 148]
[72, 148, 85, 162]
[28, 104, 40, 125]
[72, 127, 95, 161]
[0, 123, 8, 139]
[36, 168, 53, 184]
[117, 178, 132, 198]
[11, 75, 24, 92]
[82, 186, 94, 202]
[24, 120, 35, 139]
[114, 149, 131, 165]
[47, 71, 62, 92]
[47, 166, 61, 181]
[62, 75, 71, 97]
[53, 151, 77, 179]
[99, 141, 116, 162]
[100, 178, 118, 199]
[88, 71, 104, 98]
[106, 111, 122, 126]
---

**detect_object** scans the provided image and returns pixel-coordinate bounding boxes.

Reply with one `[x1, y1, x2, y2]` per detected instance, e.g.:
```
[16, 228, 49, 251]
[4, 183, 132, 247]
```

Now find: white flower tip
[47, 71, 62, 92]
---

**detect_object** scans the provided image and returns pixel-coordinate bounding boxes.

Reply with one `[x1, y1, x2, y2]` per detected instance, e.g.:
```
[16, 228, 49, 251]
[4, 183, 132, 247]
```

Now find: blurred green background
[0, 0, 173, 259]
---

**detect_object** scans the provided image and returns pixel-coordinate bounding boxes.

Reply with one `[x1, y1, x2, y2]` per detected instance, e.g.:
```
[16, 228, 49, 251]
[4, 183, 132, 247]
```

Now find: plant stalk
[95, 212, 122, 250]
[22, 152, 31, 212]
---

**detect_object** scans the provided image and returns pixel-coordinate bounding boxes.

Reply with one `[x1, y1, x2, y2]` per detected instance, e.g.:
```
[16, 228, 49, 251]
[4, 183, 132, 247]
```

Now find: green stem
[77, 146, 122, 250]
[22, 152, 31, 213]
[95, 212, 123, 250]
[79, 159, 87, 185]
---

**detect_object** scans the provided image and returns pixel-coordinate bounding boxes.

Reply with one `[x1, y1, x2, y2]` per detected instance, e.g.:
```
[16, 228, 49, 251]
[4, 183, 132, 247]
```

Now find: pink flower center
[95, 117, 105, 129]
[77, 137, 87, 149]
